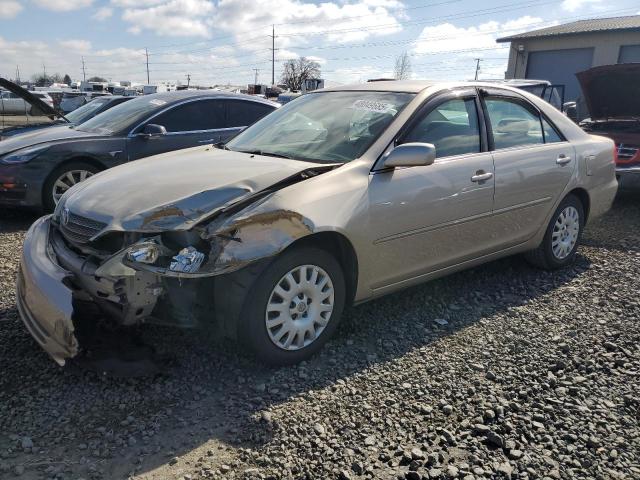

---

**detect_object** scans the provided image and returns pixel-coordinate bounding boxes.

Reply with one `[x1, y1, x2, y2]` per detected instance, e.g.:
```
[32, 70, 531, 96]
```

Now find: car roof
[318, 80, 534, 95]
[321, 80, 437, 93]
[143, 89, 278, 107]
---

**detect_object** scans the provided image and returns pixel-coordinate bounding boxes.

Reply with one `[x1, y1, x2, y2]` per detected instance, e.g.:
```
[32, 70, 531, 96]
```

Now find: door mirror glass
[383, 143, 436, 168]
[142, 124, 167, 136]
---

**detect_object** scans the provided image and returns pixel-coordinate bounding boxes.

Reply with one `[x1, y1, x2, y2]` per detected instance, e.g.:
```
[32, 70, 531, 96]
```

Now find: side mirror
[141, 124, 167, 137]
[382, 142, 436, 168]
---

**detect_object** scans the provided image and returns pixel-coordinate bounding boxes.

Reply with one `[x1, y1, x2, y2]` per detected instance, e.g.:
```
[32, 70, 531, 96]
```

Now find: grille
[59, 211, 107, 244]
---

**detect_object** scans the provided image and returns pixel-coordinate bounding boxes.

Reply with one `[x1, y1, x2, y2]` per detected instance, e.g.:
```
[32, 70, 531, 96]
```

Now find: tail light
[615, 144, 640, 165]
[613, 144, 619, 165]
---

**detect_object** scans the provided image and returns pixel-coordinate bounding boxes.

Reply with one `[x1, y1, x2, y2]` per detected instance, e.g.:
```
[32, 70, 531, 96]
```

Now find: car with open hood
[1, 78, 133, 140]
[16, 81, 617, 366]
[0, 89, 277, 211]
[577, 63, 640, 181]
[1, 78, 66, 139]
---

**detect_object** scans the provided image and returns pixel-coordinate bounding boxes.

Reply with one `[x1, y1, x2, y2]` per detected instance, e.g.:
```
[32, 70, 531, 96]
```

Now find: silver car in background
[17, 81, 617, 366]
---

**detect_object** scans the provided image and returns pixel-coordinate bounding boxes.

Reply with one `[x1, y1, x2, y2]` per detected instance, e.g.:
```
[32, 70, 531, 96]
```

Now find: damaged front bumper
[17, 216, 221, 366]
[17, 216, 77, 365]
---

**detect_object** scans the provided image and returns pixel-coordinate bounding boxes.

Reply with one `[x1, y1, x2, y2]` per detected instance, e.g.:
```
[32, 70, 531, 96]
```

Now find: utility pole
[474, 58, 482, 80]
[42, 63, 46, 81]
[15, 65, 20, 83]
[268, 25, 278, 86]
[145, 48, 150, 84]
[81, 56, 86, 82]
[253, 68, 259, 85]
[186, 73, 191, 88]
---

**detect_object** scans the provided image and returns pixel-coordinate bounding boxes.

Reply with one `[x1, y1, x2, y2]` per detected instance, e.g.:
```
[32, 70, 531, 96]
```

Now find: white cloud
[0, 0, 22, 18]
[560, 0, 602, 12]
[57, 39, 92, 53]
[92, 6, 113, 20]
[121, 0, 215, 38]
[115, 0, 404, 43]
[111, 0, 166, 5]
[32, 0, 93, 11]
[214, 0, 404, 46]
[413, 16, 542, 55]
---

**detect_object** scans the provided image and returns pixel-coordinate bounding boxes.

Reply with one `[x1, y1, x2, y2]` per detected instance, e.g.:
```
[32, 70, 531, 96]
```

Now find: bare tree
[280, 57, 321, 91]
[31, 73, 63, 87]
[394, 52, 412, 80]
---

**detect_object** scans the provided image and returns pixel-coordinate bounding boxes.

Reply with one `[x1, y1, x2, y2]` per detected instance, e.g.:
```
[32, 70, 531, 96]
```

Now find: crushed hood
[576, 63, 640, 120]
[64, 146, 332, 232]
[0, 77, 65, 120]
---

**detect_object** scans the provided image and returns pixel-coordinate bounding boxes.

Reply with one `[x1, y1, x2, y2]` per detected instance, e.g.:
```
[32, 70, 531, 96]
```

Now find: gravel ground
[1, 190, 639, 480]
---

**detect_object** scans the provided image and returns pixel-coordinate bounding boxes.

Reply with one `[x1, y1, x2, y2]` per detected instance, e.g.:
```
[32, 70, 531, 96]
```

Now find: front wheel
[525, 194, 584, 270]
[238, 246, 346, 366]
[42, 161, 99, 212]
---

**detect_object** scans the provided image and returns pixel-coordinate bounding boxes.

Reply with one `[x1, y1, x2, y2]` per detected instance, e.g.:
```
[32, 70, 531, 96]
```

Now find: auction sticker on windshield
[351, 99, 395, 114]
[149, 99, 167, 106]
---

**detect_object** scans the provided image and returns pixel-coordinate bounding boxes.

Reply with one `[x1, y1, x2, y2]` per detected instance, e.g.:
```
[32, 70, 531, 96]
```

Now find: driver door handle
[471, 171, 493, 182]
[198, 139, 216, 144]
[556, 154, 572, 165]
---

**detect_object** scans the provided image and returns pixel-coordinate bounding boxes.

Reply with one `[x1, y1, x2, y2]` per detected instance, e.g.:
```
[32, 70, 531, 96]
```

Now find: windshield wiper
[235, 149, 294, 159]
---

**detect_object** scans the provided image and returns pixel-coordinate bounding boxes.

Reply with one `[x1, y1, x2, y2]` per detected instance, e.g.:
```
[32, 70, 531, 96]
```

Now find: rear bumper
[616, 166, 640, 175]
[16, 215, 78, 365]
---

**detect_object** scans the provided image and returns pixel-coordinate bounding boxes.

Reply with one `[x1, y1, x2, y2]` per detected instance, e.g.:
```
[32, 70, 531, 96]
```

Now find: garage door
[618, 44, 640, 63]
[526, 48, 594, 101]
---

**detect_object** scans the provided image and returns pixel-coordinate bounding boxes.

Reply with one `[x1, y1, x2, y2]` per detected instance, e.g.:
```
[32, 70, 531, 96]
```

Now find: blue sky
[0, 0, 638, 86]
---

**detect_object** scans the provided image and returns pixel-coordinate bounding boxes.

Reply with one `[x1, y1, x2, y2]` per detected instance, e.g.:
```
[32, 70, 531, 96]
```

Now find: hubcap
[551, 206, 580, 260]
[265, 264, 334, 351]
[52, 169, 94, 205]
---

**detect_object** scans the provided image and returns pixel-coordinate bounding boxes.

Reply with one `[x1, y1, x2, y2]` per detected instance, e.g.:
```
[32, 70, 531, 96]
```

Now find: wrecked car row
[18, 81, 617, 366]
[0, 79, 277, 211]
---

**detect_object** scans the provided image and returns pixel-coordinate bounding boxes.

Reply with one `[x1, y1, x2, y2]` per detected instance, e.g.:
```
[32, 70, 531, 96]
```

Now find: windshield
[76, 96, 167, 135]
[226, 91, 414, 163]
[66, 98, 110, 124]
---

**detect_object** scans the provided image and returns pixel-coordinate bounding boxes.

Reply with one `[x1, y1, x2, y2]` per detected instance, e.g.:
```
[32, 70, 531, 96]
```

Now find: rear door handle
[556, 154, 572, 165]
[471, 172, 493, 182]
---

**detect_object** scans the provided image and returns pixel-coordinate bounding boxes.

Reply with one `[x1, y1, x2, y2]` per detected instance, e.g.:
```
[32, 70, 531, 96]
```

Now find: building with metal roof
[496, 15, 640, 102]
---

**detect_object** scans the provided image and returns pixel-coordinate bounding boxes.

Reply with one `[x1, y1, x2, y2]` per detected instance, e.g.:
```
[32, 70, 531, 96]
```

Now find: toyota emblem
[61, 207, 70, 226]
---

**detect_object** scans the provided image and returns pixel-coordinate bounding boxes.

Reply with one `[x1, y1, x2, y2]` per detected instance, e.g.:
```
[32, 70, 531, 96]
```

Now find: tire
[238, 246, 346, 366]
[42, 161, 100, 212]
[525, 194, 584, 270]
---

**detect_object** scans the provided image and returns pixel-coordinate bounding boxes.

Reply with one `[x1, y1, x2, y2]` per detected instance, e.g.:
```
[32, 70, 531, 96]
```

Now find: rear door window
[225, 100, 274, 128]
[153, 99, 225, 132]
[484, 97, 544, 149]
[541, 117, 563, 143]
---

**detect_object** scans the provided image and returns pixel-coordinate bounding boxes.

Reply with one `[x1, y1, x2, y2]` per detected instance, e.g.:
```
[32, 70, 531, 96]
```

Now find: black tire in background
[238, 246, 346, 366]
[525, 194, 585, 270]
[42, 161, 100, 212]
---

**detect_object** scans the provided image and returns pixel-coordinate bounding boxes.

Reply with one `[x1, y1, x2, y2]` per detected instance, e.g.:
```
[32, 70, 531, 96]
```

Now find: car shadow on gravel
[0, 235, 593, 478]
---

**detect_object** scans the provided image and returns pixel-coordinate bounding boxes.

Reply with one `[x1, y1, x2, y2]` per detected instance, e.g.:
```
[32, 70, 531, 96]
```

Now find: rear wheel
[42, 161, 99, 212]
[238, 246, 345, 366]
[525, 194, 584, 270]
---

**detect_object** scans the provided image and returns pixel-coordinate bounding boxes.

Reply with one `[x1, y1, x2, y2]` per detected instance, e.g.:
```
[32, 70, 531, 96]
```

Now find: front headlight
[1, 144, 50, 164]
[128, 242, 161, 264]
